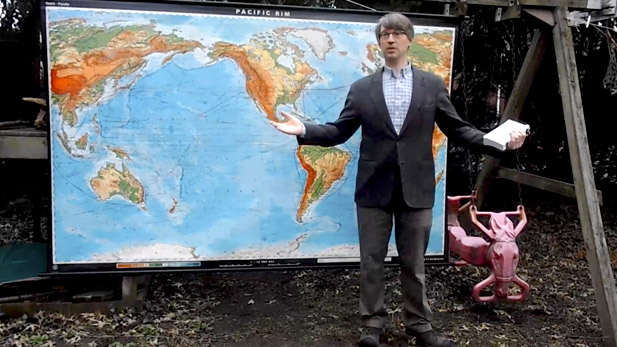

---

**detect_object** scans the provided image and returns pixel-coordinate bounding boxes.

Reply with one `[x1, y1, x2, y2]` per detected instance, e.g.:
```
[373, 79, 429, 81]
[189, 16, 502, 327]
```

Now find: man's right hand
[270, 111, 304, 136]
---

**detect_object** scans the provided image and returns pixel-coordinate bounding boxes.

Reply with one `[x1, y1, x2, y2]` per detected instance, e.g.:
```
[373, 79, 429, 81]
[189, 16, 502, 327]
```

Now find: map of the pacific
[47, 5, 455, 264]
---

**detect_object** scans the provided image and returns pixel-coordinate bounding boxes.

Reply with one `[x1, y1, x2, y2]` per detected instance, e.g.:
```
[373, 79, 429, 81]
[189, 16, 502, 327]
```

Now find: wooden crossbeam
[553, 7, 617, 346]
[474, 29, 549, 207]
[495, 166, 603, 205]
[601, 0, 616, 14]
[410, 0, 601, 10]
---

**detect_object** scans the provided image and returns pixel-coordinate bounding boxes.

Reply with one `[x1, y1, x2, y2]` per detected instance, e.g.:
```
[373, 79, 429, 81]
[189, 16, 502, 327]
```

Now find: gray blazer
[298, 67, 501, 208]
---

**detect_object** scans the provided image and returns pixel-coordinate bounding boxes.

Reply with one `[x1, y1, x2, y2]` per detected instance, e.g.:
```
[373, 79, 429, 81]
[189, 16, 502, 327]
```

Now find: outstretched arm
[270, 111, 304, 136]
[271, 86, 361, 147]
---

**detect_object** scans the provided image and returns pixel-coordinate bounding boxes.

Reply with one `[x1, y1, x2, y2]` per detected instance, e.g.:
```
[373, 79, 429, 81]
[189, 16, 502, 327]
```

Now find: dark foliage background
[0, 0, 40, 120]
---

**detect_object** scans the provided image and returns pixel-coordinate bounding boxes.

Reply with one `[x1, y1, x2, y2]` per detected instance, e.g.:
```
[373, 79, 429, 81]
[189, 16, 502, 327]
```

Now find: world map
[46, 5, 455, 265]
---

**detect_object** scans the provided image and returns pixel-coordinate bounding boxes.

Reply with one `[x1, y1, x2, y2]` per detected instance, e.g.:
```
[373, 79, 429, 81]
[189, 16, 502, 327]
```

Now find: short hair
[375, 13, 415, 42]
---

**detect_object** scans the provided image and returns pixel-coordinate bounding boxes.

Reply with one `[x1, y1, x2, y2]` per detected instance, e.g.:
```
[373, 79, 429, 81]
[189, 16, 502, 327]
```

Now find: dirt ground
[1, 160, 617, 346]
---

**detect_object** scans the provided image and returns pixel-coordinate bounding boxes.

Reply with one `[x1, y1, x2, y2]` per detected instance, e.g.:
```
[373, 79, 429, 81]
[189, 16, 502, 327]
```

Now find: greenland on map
[45, 1, 456, 268]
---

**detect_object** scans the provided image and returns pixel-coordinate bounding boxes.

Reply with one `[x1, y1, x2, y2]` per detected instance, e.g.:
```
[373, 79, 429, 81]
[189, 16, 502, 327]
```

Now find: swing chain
[459, 17, 478, 194]
[515, 148, 524, 206]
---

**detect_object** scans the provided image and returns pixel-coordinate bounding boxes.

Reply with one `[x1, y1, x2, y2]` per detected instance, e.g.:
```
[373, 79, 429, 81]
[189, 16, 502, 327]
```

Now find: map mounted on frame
[44, 0, 458, 272]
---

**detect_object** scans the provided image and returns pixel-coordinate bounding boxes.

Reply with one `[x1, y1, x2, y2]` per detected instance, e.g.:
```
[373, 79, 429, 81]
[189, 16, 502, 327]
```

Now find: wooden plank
[586, 0, 605, 9]
[602, 0, 616, 14]
[0, 127, 46, 137]
[0, 128, 48, 160]
[553, 7, 617, 347]
[495, 166, 603, 205]
[474, 29, 549, 207]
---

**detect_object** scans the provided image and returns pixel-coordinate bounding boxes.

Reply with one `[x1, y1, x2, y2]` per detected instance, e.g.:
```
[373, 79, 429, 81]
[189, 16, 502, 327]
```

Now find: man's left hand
[507, 130, 527, 150]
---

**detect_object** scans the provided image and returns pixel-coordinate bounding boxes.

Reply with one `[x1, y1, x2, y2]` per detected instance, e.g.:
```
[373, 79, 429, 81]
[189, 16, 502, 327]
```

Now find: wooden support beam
[121, 275, 150, 302]
[0, 128, 47, 160]
[523, 8, 557, 25]
[474, 29, 549, 207]
[553, 7, 617, 347]
[495, 166, 603, 205]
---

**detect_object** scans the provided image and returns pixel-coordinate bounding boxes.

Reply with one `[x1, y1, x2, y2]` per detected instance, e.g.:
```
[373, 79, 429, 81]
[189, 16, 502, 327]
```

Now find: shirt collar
[384, 62, 412, 79]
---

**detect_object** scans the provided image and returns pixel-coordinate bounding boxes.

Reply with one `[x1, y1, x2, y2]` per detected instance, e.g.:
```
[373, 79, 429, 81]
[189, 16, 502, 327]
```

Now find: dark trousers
[356, 177, 433, 333]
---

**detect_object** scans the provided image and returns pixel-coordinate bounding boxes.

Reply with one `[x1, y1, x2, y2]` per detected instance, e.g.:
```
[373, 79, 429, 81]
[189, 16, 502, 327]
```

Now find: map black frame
[41, 0, 461, 274]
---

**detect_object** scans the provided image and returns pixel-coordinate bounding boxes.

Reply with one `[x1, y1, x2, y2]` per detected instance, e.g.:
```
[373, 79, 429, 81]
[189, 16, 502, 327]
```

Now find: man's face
[378, 27, 412, 63]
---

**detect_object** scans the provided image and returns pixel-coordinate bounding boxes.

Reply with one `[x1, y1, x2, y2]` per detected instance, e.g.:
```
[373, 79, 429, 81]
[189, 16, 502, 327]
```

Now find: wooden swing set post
[553, 7, 617, 345]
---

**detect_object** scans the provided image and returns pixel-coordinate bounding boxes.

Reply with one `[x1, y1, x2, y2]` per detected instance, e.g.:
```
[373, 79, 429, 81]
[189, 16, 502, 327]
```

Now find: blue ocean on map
[48, 7, 449, 264]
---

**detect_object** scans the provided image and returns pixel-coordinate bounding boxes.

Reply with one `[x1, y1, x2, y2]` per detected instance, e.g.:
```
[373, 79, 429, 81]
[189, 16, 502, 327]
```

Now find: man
[271, 13, 526, 347]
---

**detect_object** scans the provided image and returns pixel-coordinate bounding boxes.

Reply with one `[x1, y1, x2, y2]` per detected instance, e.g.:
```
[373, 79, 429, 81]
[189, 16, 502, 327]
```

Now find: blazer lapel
[399, 67, 425, 135]
[369, 69, 397, 135]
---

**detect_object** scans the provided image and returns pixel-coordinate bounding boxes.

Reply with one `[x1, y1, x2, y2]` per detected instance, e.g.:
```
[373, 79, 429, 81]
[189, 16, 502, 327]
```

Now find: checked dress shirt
[382, 63, 413, 135]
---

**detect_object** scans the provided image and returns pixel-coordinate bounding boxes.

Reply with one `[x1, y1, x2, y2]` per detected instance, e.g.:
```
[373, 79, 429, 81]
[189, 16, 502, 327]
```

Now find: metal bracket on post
[502, 4, 522, 20]
[495, 7, 503, 21]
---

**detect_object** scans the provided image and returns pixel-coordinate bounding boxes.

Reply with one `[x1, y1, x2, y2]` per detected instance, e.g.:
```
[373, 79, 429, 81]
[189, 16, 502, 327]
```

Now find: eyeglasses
[379, 30, 407, 40]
